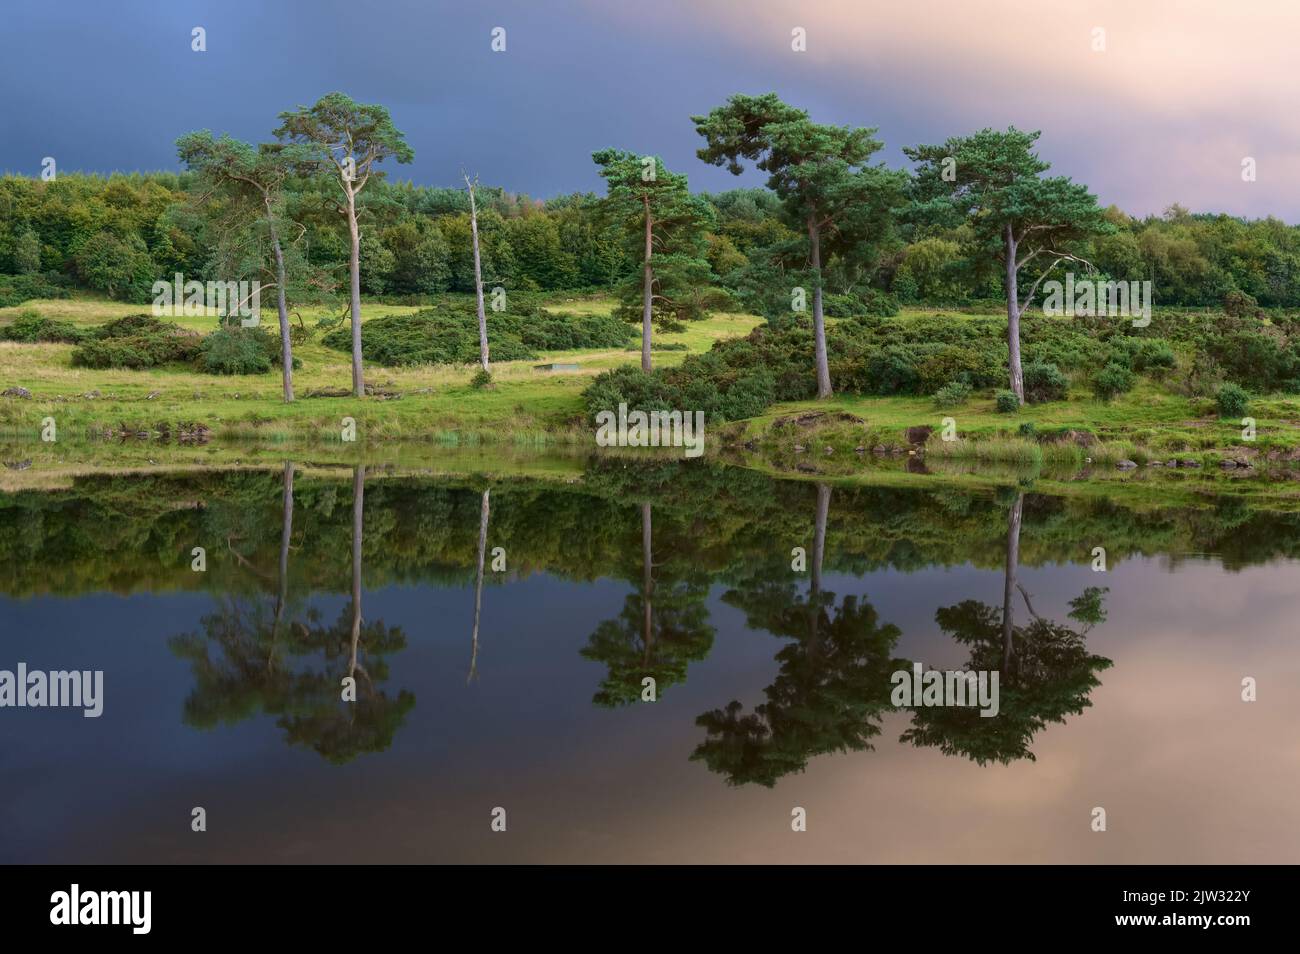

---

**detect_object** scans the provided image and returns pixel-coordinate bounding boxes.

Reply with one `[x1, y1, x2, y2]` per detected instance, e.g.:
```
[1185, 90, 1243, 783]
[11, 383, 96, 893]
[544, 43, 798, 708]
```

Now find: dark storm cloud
[1, 0, 1295, 219]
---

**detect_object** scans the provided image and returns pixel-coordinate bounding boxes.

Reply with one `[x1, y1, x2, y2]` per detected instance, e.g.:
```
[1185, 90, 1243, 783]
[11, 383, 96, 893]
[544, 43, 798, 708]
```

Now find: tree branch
[1018, 256, 1064, 314]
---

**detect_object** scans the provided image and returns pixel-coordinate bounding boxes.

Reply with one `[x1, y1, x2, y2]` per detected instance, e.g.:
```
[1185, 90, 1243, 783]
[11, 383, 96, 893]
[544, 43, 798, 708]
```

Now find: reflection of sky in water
[3, 550, 1296, 863]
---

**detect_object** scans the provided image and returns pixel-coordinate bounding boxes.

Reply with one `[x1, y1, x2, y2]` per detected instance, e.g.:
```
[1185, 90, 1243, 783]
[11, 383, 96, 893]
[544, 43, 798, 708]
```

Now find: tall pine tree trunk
[267, 204, 293, 403]
[1004, 224, 1025, 403]
[809, 219, 831, 399]
[467, 176, 490, 373]
[346, 189, 364, 398]
[641, 196, 653, 373]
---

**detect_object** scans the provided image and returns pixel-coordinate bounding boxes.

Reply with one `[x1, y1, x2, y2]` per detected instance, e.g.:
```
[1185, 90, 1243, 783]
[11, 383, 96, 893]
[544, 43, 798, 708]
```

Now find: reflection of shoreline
[5, 464, 1299, 600]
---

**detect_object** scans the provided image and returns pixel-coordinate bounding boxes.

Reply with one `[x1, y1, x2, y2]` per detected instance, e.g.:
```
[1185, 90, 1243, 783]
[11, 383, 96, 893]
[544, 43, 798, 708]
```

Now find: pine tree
[592, 149, 718, 372]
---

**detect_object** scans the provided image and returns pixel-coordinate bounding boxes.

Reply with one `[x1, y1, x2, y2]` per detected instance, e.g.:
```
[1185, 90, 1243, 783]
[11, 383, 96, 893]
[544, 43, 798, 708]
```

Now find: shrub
[69, 338, 155, 369]
[198, 326, 280, 375]
[1173, 352, 1226, 398]
[583, 357, 775, 425]
[0, 272, 71, 309]
[914, 344, 1004, 394]
[578, 304, 1300, 424]
[1206, 331, 1297, 391]
[289, 320, 314, 346]
[822, 289, 899, 318]
[1222, 290, 1260, 318]
[717, 368, 776, 420]
[933, 381, 972, 408]
[857, 288, 901, 317]
[470, 367, 493, 389]
[322, 302, 632, 366]
[625, 341, 688, 352]
[1215, 382, 1250, 418]
[1107, 337, 1177, 374]
[1018, 421, 1037, 438]
[583, 365, 686, 420]
[70, 314, 201, 369]
[995, 390, 1020, 413]
[0, 310, 87, 344]
[1093, 362, 1135, 401]
[821, 293, 861, 318]
[1022, 360, 1069, 403]
[97, 314, 170, 338]
[864, 345, 922, 395]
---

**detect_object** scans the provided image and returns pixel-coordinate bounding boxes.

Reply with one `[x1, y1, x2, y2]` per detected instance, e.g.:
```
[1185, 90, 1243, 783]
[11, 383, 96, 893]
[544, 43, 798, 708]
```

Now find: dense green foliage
[590, 310, 1258, 421]
[321, 301, 633, 366]
[591, 149, 721, 332]
[0, 308, 86, 343]
[995, 390, 1020, 413]
[1216, 382, 1250, 418]
[933, 381, 973, 408]
[199, 325, 293, 375]
[63, 313, 291, 374]
[1092, 362, 1135, 402]
[1022, 361, 1070, 403]
[585, 306, 1300, 423]
[6, 171, 1300, 312]
[69, 314, 202, 369]
[0, 270, 71, 307]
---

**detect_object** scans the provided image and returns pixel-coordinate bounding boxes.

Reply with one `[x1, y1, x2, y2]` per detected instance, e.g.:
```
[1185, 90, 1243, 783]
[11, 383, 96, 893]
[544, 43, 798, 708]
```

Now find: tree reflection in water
[169, 464, 415, 764]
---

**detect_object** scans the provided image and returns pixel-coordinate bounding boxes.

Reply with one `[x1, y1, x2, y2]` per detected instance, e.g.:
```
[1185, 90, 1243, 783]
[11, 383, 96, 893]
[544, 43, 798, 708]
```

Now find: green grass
[736, 377, 1300, 464]
[0, 295, 761, 443]
[5, 294, 1300, 486]
[0, 439, 593, 493]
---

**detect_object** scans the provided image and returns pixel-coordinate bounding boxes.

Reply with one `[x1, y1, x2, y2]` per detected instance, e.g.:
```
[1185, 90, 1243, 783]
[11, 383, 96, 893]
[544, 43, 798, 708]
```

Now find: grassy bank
[10, 432, 1300, 512]
[6, 296, 1300, 484]
[0, 294, 760, 442]
[729, 377, 1300, 470]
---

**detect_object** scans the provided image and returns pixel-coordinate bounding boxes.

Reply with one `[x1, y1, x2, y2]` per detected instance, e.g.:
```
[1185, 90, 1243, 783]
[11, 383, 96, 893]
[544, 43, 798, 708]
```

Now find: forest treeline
[3, 169, 1299, 311]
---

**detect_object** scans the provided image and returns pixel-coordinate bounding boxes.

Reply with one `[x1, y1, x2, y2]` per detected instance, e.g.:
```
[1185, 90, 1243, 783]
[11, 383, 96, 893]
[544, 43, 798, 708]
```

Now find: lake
[2, 458, 1297, 863]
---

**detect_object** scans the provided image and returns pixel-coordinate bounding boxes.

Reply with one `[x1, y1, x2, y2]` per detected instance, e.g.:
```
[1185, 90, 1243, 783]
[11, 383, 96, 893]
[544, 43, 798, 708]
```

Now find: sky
[1, 0, 1296, 220]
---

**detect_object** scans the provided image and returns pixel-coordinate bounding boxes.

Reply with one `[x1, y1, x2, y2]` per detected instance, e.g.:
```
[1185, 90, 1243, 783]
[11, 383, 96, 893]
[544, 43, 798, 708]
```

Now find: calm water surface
[2, 460, 1297, 863]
